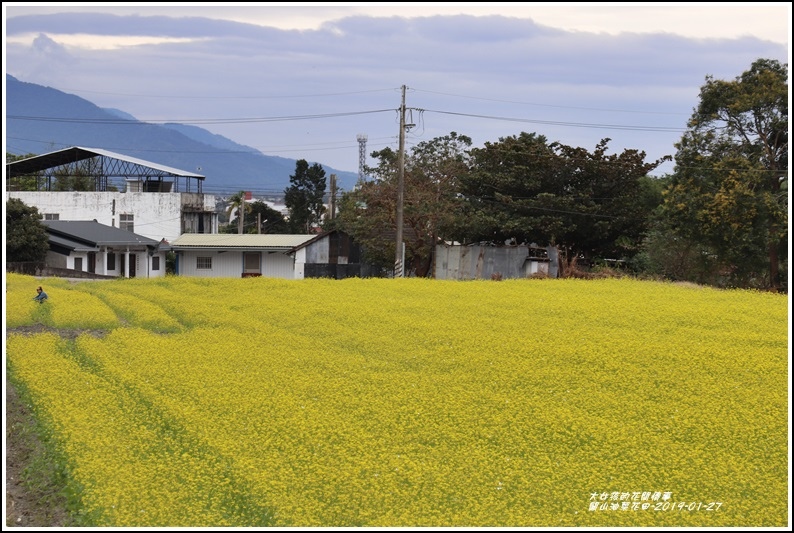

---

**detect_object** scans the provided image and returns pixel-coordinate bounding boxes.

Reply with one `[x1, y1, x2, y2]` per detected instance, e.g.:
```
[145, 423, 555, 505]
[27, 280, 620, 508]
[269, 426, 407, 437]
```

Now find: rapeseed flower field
[4, 273, 789, 526]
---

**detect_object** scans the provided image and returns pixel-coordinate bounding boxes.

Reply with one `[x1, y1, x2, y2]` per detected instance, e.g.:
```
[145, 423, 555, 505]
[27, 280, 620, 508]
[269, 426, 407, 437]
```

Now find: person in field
[33, 286, 48, 304]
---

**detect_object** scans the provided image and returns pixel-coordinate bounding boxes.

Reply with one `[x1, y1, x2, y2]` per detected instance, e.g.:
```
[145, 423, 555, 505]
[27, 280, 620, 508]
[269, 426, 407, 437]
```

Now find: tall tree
[457, 132, 669, 268]
[6, 198, 50, 263]
[225, 191, 251, 234]
[285, 160, 326, 233]
[661, 58, 788, 289]
[336, 132, 472, 276]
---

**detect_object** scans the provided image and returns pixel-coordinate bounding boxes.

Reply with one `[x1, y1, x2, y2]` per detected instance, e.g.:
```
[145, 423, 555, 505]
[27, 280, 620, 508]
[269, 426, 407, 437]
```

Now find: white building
[43, 220, 168, 278]
[170, 231, 370, 279]
[6, 147, 217, 243]
[170, 234, 316, 278]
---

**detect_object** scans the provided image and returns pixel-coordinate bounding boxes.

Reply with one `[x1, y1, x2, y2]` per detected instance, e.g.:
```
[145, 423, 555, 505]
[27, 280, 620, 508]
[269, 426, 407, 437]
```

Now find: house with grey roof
[43, 220, 168, 278]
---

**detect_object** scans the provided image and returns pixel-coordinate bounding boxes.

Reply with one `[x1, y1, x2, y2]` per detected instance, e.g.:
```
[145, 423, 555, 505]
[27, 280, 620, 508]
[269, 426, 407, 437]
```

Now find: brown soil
[5, 376, 69, 527]
[5, 325, 108, 527]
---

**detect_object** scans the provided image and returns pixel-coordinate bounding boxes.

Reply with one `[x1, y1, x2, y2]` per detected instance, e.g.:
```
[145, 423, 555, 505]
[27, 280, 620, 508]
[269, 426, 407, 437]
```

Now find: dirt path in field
[5, 376, 69, 527]
[6, 324, 109, 527]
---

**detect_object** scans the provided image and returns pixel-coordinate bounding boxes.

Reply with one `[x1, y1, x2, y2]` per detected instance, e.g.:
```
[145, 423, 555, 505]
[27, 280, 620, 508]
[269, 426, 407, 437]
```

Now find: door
[243, 252, 261, 277]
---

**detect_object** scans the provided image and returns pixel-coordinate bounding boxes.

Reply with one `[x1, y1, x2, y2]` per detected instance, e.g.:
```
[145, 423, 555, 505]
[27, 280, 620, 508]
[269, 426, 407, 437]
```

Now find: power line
[9, 108, 685, 133]
[51, 87, 401, 100]
[474, 196, 622, 219]
[411, 88, 690, 116]
[7, 109, 395, 125]
[421, 109, 686, 133]
[5, 135, 396, 158]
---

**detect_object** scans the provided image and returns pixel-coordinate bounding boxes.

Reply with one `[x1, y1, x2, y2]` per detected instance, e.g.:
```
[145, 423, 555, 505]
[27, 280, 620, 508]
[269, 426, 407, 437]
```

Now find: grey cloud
[6, 12, 283, 39]
[4, 11, 787, 174]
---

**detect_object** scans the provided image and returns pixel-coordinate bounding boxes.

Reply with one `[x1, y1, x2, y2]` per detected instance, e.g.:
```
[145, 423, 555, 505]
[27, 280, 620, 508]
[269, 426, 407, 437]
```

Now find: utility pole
[394, 85, 406, 278]
[329, 173, 337, 220]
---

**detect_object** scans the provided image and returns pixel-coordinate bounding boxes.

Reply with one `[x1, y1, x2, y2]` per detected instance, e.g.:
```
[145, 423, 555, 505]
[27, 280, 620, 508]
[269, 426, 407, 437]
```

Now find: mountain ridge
[5, 74, 359, 195]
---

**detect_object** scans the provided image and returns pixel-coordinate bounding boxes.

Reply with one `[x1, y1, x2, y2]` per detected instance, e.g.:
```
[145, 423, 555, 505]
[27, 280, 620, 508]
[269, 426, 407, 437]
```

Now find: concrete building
[170, 234, 316, 278]
[170, 230, 370, 279]
[6, 146, 217, 243]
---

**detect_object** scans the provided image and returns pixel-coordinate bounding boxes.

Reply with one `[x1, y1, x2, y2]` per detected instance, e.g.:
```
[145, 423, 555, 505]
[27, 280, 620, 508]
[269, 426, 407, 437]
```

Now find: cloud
[3, 10, 789, 176]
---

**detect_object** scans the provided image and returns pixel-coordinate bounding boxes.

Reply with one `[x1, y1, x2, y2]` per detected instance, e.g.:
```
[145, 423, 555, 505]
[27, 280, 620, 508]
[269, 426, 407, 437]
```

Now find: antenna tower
[356, 134, 368, 182]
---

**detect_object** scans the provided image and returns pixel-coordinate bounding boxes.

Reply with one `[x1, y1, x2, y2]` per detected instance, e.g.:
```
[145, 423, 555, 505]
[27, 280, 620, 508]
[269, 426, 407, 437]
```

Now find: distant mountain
[5, 74, 358, 194]
[103, 107, 139, 122]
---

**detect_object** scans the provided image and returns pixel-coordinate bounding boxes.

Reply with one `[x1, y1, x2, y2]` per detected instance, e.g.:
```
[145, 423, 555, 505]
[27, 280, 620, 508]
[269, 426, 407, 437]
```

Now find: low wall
[6, 262, 118, 280]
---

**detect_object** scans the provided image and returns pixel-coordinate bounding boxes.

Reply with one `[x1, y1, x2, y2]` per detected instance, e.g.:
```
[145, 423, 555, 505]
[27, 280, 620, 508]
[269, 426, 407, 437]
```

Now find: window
[196, 256, 212, 269]
[44, 213, 60, 220]
[152, 256, 160, 271]
[107, 252, 116, 271]
[244, 252, 260, 271]
[74, 257, 83, 271]
[120, 213, 134, 232]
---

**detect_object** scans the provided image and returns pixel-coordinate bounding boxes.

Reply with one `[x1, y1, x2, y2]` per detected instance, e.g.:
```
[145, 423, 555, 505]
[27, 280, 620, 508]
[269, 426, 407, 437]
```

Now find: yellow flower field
[4, 274, 789, 526]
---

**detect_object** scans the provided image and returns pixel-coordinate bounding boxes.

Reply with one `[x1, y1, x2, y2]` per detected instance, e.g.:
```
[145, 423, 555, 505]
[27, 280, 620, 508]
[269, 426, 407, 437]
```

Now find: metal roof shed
[6, 146, 205, 193]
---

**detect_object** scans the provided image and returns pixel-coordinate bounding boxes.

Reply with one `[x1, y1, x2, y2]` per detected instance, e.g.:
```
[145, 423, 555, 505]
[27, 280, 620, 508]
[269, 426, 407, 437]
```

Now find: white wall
[261, 253, 295, 278]
[293, 248, 306, 279]
[44, 249, 167, 278]
[177, 250, 296, 278]
[5, 191, 216, 242]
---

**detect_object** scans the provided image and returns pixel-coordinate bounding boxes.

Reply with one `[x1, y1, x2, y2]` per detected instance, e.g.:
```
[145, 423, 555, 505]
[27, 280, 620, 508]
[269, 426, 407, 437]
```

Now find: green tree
[225, 191, 252, 234]
[250, 201, 290, 234]
[52, 165, 95, 191]
[336, 132, 472, 276]
[457, 133, 669, 269]
[661, 58, 788, 289]
[223, 200, 289, 234]
[285, 160, 327, 233]
[6, 198, 50, 262]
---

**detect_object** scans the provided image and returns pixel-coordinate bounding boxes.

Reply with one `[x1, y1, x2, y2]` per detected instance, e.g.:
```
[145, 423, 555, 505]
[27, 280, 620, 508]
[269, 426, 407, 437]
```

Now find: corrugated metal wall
[435, 245, 558, 280]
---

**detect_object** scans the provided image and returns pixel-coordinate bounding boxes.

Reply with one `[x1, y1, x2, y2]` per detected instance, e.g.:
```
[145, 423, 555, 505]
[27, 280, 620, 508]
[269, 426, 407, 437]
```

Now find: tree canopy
[223, 200, 289, 234]
[456, 133, 669, 267]
[6, 198, 50, 263]
[659, 58, 788, 289]
[285, 160, 327, 233]
[336, 132, 471, 276]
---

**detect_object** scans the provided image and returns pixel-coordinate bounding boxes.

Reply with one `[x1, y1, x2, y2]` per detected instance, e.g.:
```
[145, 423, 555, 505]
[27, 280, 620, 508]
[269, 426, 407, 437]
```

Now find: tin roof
[170, 233, 316, 251]
[7, 146, 205, 179]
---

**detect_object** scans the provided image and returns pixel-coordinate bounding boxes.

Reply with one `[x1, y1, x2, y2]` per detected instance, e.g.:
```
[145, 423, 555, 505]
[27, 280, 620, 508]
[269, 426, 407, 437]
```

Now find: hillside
[4, 74, 359, 194]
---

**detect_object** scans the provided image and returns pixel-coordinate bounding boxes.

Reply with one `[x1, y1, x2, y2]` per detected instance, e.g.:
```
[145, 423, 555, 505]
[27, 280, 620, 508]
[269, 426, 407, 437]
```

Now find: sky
[2, 2, 791, 182]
